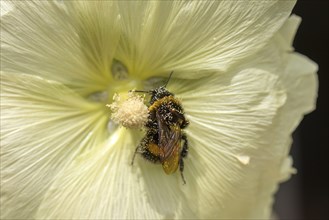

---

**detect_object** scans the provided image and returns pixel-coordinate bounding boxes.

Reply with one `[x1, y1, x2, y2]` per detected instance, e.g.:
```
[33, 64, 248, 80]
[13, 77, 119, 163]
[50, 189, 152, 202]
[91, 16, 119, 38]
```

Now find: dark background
[274, 1, 329, 220]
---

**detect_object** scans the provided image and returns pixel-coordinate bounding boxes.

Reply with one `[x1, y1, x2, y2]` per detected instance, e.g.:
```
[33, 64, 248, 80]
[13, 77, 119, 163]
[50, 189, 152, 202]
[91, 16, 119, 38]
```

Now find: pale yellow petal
[165, 15, 318, 219]
[1, 1, 297, 84]
[1, 1, 120, 96]
[115, 0, 296, 78]
[133, 137, 196, 219]
[35, 123, 199, 219]
[169, 68, 286, 219]
[246, 53, 318, 217]
[276, 14, 302, 52]
[35, 129, 163, 219]
[0, 72, 108, 219]
[1, 2, 317, 219]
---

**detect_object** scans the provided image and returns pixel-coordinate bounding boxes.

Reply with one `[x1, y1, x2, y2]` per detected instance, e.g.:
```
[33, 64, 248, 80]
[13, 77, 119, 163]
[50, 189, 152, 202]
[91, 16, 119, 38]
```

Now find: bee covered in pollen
[131, 72, 189, 184]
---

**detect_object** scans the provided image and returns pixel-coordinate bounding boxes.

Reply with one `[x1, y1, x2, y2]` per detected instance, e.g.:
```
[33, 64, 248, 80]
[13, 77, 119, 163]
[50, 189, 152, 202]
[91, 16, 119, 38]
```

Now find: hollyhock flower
[0, 1, 317, 219]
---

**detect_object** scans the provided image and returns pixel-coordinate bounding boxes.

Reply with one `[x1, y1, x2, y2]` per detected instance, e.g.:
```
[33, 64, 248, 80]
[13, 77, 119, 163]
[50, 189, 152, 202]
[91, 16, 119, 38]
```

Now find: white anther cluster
[107, 92, 149, 129]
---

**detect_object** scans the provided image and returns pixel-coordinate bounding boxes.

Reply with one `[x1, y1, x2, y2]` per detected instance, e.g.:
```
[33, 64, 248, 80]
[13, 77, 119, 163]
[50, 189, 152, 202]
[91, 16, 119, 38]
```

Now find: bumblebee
[131, 72, 189, 184]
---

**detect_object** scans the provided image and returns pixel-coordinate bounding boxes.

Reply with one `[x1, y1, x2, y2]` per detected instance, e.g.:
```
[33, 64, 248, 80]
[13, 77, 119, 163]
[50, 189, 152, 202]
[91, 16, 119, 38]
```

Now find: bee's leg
[179, 158, 186, 185]
[131, 145, 142, 165]
[142, 149, 161, 164]
[179, 133, 188, 185]
[181, 133, 188, 158]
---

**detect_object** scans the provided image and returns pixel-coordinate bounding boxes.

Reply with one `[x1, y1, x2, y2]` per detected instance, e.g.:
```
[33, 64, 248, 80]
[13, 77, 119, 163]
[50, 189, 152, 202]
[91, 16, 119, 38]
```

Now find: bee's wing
[162, 146, 180, 174]
[156, 111, 182, 174]
[157, 112, 171, 148]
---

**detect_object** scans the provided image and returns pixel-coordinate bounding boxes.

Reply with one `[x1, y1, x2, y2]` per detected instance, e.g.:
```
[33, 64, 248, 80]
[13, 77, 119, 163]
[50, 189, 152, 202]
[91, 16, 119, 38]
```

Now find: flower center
[103, 59, 149, 131]
[88, 59, 142, 103]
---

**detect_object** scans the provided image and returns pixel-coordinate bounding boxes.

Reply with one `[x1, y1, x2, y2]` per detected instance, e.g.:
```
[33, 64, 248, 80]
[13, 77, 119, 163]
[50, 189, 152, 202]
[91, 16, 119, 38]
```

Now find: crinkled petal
[35, 123, 197, 219]
[250, 52, 318, 217]
[35, 129, 164, 219]
[1, 1, 296, 82]
[0, 72, 108, 219]
[133, 134, 196, 219]
[1, 2, 317, 219]
[169, 68, 286, 219]
[165, 16, 317, 219]
[1, 0, 120, 96]
[115, 0, 296, 78]
[276, 14, 301, 52]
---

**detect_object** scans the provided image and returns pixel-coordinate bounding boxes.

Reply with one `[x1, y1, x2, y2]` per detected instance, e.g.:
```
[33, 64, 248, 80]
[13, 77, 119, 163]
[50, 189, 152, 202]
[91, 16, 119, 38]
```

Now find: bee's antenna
[129, 89, 150, 93]
[164, 71, 174, 88]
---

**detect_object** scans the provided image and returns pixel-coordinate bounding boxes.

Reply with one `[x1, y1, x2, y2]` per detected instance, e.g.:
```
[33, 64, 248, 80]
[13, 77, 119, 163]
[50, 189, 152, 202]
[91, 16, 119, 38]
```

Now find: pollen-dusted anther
[106, 92, 149, 129]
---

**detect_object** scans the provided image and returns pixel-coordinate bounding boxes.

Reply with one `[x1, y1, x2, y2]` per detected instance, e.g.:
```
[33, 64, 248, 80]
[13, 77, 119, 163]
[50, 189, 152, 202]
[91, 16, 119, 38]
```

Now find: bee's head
[148, 71, 174, 104]
[150, 86, 173, 104]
